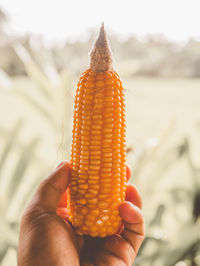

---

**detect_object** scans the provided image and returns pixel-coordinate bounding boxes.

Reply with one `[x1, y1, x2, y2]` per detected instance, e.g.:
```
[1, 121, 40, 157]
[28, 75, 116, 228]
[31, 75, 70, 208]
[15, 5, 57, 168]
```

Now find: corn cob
[67, 24, 126, 237]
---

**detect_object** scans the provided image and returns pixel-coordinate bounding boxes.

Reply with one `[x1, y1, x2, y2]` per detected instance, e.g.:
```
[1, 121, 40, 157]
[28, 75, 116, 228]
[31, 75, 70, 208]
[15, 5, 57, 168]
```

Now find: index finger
[29, 161, 71, 212]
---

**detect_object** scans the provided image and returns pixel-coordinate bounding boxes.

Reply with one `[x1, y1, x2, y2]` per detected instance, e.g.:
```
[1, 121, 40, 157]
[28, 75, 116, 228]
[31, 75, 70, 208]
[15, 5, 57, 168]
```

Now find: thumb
[30, 161, 71, 212]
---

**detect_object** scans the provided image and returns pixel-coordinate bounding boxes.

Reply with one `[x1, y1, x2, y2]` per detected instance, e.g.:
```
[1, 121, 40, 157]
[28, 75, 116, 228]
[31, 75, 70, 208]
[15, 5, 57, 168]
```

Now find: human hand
[18, 161, 144, 266]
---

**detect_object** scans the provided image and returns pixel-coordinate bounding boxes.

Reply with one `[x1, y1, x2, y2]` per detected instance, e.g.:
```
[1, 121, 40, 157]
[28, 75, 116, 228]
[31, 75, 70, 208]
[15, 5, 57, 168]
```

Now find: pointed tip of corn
[90, 23, 113, 72]
[96, 23, 105, 46]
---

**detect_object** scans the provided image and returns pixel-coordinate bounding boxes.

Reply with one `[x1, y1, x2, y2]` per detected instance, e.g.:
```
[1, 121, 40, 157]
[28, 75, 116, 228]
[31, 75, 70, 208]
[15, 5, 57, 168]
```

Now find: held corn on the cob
[67, 24, 127, 237]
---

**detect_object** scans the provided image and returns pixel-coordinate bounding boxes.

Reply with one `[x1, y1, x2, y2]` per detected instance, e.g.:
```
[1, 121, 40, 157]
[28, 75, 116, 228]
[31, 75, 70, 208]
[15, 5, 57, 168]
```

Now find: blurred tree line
[1, 9, 200, 78]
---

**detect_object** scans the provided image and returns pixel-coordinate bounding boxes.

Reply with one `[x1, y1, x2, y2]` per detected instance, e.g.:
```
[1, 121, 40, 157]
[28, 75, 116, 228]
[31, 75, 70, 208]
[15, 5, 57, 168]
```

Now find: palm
[79, 235, 125, 265]
[38, 214, 124, 265]
[51, 213, 123, 265]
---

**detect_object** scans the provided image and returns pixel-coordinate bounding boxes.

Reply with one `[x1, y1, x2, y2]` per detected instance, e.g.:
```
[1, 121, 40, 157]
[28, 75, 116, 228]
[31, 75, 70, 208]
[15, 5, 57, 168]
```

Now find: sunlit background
[2, 0, 200, 42]
[0, 0, 200, 265]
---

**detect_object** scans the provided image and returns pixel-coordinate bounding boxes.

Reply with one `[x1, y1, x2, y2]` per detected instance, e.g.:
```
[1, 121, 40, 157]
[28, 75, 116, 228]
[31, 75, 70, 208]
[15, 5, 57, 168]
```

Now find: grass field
[126, 77, 200, 143]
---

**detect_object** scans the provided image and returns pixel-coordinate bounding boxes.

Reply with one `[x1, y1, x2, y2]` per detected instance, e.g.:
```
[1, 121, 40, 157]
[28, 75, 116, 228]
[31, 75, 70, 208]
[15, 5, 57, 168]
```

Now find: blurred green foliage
[0, 8, 200, 266]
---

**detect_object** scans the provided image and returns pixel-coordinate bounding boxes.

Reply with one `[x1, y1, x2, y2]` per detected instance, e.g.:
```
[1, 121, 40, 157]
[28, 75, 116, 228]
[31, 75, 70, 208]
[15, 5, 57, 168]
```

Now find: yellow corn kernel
[67, 24, 126, 237]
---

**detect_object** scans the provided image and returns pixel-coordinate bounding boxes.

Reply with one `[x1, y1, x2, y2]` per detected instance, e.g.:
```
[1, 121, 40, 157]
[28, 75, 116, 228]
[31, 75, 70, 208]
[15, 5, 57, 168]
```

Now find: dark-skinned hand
[18, 161, 144, 266]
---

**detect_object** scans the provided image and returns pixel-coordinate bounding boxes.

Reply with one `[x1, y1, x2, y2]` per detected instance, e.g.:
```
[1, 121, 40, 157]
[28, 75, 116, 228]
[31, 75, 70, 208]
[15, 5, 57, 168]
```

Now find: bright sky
[0, 0, 200, 42]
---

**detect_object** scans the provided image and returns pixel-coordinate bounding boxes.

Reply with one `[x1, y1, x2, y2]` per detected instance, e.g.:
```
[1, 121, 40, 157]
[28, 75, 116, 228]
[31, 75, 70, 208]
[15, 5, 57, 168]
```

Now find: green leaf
[0, 244, 9, 263]
[14, 90, 56, 128]
[0, 120, 23, 181]
[6, 137, 40, 203]
[150, 204, 165, 226]
[12, 43, 53, 100]
[170, 188, 191, 203]
[0, 219, 18, 248]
